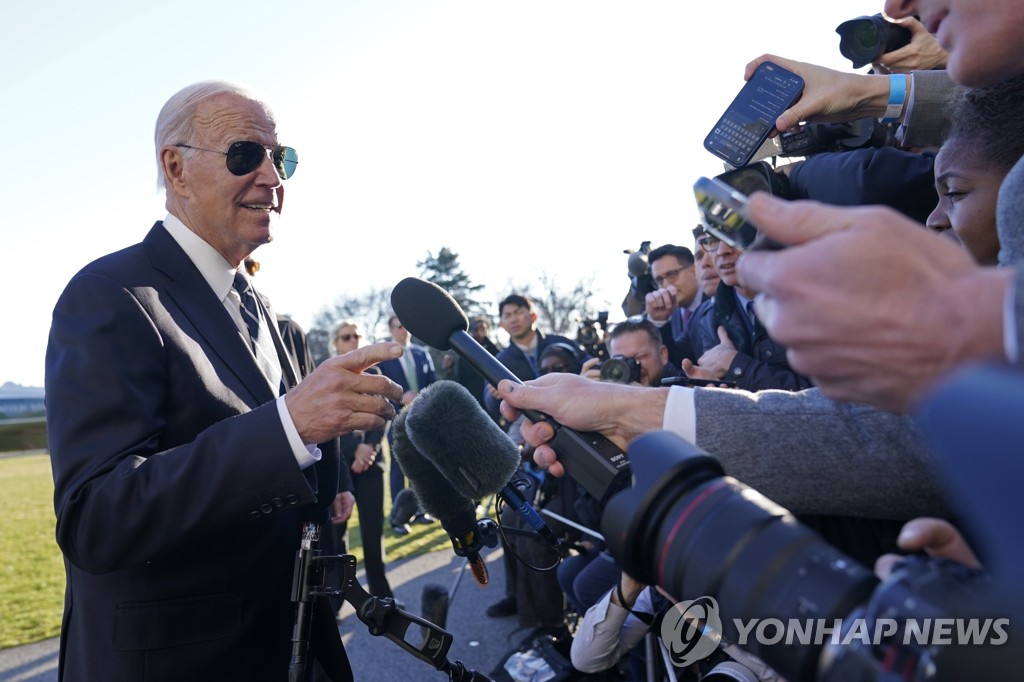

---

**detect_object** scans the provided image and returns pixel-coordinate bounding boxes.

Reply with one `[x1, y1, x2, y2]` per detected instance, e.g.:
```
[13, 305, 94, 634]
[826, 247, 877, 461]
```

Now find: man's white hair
[153, 81, 272, 190]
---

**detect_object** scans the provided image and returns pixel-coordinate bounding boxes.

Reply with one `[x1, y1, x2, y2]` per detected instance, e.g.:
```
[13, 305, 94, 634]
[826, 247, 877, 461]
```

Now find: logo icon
[660, 596, 723, 666]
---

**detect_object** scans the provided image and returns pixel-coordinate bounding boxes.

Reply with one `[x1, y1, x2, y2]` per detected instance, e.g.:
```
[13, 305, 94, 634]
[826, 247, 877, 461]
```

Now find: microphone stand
[288, 522, 493, 682]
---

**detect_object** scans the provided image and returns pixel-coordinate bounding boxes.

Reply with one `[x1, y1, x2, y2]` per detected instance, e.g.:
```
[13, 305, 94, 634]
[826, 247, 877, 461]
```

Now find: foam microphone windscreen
[404, 380, 522, 501]
[391, 408, 478, 525]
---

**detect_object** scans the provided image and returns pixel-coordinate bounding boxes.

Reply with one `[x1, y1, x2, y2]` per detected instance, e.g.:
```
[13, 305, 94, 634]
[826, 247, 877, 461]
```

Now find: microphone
[391, 277, 631, 503]
[402, 380, 569, 555]
[391, 408, 495, 585]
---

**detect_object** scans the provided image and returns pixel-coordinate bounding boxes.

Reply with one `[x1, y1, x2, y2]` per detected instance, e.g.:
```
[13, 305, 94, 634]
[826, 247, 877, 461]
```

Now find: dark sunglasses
[335, 333, 361, 342]
[174, 141, 298, 180]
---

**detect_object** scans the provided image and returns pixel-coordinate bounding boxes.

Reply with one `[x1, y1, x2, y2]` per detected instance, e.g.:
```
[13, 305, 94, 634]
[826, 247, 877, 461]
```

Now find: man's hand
[580, 357, 602, 381]
[497, 373, 667, 477]
[874, 518, 981, 579]
[737, 193, 1009, 412]
[331, 491, 355, 525]
[286, 342, 404, 443]
[872, 17, 948, 73]
[645, 285, 679, 323]
[744, 54, 891, 133]
[350, 442, 377, 474]
[691, 327, 737, 379]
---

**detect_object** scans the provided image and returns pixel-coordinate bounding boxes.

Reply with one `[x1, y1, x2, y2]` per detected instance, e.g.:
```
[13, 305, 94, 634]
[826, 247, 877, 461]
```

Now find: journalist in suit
[44, 81, 402, 681]
[376, 314, 437, 511]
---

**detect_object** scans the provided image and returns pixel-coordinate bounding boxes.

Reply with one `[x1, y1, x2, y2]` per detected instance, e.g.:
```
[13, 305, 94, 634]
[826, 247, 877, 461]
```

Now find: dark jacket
[483, 330, 581, 421]
[699, 283, 813, 392]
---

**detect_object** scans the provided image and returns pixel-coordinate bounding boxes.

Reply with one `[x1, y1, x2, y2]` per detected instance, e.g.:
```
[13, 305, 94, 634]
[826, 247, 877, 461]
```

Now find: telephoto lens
[599, 355, 641, 384]
[602, 431, 877, 682]
[836, 14, 912, 69]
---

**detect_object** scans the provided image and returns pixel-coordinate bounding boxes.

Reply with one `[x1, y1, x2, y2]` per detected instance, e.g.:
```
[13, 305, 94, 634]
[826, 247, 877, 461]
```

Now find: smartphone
[703, 61, 805, 168]
[694, 175, 756, 252]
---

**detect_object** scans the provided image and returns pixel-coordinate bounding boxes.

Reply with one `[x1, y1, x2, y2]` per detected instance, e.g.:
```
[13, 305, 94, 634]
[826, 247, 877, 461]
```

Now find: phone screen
[703, 61, 804, 168]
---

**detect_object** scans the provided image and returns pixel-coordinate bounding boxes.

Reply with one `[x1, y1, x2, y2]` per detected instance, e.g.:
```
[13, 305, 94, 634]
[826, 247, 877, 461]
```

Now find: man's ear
[529, 311, 538, 324]
[161, 146, 188, 197]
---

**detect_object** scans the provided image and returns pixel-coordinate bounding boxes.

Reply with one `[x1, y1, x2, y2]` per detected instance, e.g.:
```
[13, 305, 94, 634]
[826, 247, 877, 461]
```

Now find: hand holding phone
[704, 61, 805, 168]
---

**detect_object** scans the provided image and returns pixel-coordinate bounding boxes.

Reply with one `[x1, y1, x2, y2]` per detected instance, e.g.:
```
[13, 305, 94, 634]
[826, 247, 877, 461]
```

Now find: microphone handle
[501, 483, 560, 550]
[448, 330, 631, 503]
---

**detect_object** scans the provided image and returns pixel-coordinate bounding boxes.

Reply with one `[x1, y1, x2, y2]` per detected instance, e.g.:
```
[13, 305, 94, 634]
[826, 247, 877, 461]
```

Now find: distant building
[0, 383, 46, 416]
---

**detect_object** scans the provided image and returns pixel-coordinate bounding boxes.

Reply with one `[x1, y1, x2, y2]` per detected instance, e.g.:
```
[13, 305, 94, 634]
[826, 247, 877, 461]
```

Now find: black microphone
[391, 408, 495, 585]
[402, 380, 568, 554]
[391, 277, 631, 503]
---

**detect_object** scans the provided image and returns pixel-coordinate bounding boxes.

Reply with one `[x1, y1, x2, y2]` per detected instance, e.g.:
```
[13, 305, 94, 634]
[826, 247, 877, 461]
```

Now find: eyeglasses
[174, 141, 298, 180]
[539, 363, 570, 376]
[335, 333, 361, 342]
[653, 266, 690, 287]
[697, 236, 722, 253]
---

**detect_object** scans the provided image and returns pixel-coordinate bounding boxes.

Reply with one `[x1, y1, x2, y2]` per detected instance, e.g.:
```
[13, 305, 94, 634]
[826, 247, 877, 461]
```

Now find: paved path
[0, 546, 532, 682]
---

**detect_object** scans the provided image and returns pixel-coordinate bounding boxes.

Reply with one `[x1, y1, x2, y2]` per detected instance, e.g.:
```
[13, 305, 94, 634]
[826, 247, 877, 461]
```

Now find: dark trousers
[333, 464, 393, 599]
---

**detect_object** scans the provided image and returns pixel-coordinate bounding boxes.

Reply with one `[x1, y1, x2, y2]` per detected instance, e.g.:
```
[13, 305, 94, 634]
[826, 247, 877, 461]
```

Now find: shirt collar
[161, 213, 241, 301]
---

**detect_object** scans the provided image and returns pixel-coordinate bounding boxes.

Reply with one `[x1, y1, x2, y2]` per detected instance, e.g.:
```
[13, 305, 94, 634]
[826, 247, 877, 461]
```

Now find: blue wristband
[881, 74, 907, 123]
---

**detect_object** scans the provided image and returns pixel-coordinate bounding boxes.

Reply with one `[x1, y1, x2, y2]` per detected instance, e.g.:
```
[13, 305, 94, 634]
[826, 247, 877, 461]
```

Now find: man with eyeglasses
[643, 243, 703, 368]
[45, 81, 402, 681]
[685, 221, 812, 392]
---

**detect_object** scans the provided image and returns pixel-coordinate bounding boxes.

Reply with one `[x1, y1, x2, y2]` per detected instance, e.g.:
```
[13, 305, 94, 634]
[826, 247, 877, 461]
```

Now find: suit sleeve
[46, 272, 317, 574]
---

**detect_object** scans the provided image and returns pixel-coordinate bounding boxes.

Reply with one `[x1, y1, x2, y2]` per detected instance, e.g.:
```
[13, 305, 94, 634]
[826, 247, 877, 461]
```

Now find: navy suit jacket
[45, 223, 340, 681]
[377, 344, 436, 399]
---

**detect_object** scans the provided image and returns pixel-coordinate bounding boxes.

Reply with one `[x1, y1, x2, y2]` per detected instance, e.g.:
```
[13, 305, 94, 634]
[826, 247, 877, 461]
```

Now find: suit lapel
[144, 224, 277, 406]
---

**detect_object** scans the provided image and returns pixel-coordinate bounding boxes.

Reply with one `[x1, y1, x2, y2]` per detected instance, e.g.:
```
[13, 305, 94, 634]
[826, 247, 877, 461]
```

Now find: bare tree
[506, 272, 600, 337]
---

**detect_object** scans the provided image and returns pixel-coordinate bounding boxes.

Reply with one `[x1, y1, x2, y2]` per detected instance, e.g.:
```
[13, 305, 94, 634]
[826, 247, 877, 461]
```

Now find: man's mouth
[242, 202, 276, 213]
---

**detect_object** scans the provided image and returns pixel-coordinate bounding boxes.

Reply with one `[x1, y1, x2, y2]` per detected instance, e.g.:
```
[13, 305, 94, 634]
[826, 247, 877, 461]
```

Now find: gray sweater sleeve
[692, 387, 951, 520]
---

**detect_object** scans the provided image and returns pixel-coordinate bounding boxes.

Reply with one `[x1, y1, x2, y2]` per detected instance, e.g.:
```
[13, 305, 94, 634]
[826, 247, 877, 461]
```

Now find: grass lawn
[0, 453, 448, 650]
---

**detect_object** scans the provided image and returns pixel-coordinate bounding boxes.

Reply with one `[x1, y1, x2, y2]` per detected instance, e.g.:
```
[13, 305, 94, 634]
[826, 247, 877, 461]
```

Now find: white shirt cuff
[276, 395, 321, 469]
[663, 385, 697, 443]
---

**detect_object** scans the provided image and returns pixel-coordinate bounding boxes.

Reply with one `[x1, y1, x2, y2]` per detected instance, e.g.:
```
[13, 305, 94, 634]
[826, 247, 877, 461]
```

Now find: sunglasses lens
[225, 141, 266, 176]
[274, 146, 298, 180]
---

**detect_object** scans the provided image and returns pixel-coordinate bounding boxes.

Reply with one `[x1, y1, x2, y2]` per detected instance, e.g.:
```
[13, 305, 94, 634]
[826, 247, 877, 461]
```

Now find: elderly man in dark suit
[45, 81, 403, 682]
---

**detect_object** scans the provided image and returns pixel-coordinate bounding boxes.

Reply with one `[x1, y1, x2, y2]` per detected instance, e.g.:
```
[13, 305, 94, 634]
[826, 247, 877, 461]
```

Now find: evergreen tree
[418, 247, 488, 318]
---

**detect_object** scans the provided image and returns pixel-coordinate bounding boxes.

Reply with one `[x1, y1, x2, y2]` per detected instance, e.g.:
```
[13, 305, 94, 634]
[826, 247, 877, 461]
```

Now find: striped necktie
[233, 272, 262, 349]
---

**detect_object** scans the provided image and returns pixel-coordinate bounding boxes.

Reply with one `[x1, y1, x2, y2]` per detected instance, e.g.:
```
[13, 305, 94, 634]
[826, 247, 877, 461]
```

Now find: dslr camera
[836, 13, 912, 69]
[598, 355, 641, 385]
[602, 431, 1010, 682]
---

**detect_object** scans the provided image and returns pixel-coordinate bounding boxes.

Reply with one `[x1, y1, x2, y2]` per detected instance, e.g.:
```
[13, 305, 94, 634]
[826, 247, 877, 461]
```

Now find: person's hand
[645, 285, 679, 323]
[497, 373, 667, 477]
[286, 342, 404, 443]
[744, 54, 891, 133]
[331, 491, 355, 525]
[874, 518, 982, 579]
[350, 442, 377, 474]
[872, 17, 948, 74]
[580, 356, 602, 381]
[692, 327, 736, 379]
[737, 193, 1011, 412]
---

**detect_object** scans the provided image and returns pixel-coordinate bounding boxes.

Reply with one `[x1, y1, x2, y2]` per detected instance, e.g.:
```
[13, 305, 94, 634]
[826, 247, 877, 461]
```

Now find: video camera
[601, 431, 1011, 682]
[577, 311, 610, 362]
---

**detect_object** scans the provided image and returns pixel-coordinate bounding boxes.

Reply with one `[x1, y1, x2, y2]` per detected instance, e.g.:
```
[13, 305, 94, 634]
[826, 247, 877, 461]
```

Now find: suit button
[249, 509, 262, 518]
[271, 497, 285, 508]
[260, 503, 274, 515]
[732, 367, 743, 376]
[285, 494, 300, 505]
[764, 350, 773, 358]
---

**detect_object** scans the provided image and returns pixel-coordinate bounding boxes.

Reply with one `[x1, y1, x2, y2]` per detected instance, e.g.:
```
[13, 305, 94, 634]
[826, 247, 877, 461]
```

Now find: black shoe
[413, 512, 436, 525]
[391, 523, 410, 537]
[485, 596, 518, 618]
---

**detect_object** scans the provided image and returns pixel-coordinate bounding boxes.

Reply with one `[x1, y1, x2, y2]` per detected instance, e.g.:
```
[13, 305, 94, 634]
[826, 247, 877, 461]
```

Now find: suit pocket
[113, 592, 241, 650]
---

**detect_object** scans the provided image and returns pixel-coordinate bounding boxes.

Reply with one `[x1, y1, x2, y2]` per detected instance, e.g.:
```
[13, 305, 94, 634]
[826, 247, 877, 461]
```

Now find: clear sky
[1, 1, 878, 387]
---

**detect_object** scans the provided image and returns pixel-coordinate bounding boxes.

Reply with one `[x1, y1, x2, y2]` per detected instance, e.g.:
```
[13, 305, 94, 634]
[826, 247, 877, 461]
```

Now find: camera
[778, 118, 898, 158]
[598, 355, 641, 385]
[577, 312, 610, 361]
[602, 431, 1008, 682]
[836, 14, 912, 69]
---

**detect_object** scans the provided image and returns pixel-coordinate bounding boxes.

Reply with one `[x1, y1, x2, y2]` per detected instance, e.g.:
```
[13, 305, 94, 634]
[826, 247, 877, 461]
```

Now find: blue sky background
[1, 1, 874, 386]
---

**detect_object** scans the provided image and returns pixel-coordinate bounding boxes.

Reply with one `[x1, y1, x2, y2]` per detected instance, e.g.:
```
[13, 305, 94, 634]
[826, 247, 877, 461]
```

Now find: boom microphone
[391, 277, 631, 503]
[403, 380, 569, 555]
[391, 409, 493, 585]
